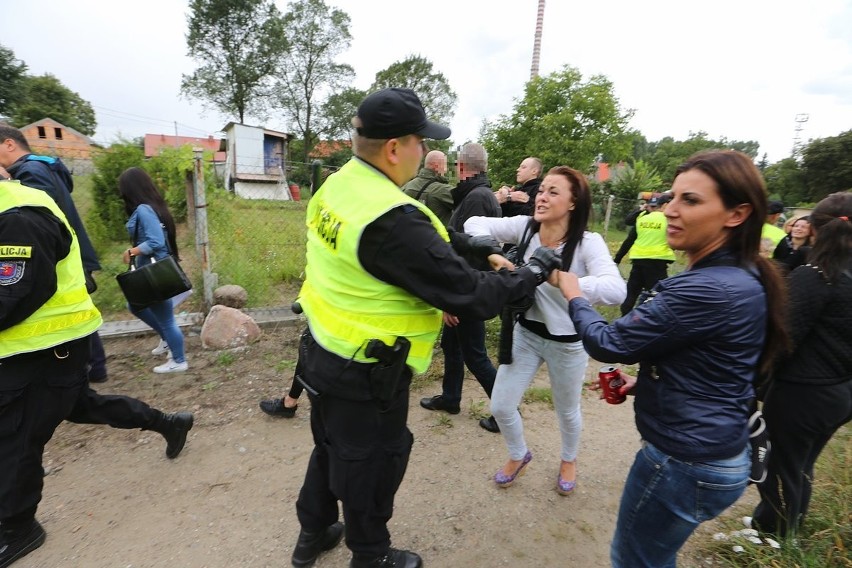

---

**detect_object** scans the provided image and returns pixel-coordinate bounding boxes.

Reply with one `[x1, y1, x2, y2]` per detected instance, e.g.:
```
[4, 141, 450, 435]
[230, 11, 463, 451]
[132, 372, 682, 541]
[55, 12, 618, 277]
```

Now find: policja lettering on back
[311, 206, 343, 250]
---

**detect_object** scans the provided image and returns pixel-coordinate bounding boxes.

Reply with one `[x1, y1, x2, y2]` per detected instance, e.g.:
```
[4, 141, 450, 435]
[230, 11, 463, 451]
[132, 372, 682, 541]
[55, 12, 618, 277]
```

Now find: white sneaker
[153, 359, 188, 374]
[151, 339, 170, 356]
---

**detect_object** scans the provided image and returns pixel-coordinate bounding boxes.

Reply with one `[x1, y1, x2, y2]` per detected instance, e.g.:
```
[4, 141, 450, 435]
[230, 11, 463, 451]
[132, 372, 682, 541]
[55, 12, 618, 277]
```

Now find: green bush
[91, 140, 145, 242]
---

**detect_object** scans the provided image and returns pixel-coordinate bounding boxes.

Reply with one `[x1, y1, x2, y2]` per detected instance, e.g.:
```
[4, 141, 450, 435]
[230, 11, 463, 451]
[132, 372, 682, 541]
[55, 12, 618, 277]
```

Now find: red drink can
[599, 365, 626, 404]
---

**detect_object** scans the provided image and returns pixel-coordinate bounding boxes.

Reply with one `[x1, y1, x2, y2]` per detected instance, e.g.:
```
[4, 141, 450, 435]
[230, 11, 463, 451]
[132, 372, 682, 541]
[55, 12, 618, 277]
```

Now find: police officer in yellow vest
[291, 88, 561, 568]
[0, 180, 193, 568]
[760, 200, 787, 258]
[620, 194, 676, 314]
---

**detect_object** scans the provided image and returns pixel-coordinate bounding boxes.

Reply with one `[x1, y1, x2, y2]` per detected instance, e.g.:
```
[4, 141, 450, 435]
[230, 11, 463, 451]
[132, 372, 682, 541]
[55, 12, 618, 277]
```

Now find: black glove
[84, 270, 98, 294]
[525, 246, 561, 284]
[467, 235, 503, 258]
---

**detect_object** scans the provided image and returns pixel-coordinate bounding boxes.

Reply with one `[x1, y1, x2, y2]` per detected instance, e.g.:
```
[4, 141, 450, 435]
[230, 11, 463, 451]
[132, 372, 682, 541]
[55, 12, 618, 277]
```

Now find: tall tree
[370, 55, 457, 128]
[763, 157, 808, 205]
[182, 0, 287, 123]
[318, 86, 366, 140]
[10, 74, 96, 135]
[274, 0, 354, 164]
[482, 65, 633, 185]
[0, 44, 27, 117]
[802, 129, 852, 202]
[644, 132, 760, 185]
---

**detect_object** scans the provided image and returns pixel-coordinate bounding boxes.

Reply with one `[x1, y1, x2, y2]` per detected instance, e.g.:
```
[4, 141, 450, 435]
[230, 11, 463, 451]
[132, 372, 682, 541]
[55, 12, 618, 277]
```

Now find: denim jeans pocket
[693, 452, 750, 522]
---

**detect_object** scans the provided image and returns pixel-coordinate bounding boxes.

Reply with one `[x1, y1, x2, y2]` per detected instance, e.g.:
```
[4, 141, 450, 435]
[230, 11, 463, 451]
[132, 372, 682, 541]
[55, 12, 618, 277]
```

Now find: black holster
[366, 337, 411, 408]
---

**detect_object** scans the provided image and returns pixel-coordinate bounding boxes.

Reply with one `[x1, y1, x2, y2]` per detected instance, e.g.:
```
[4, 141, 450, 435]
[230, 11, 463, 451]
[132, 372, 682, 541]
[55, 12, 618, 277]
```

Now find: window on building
[37, 126, 46, 138]
[54, 127, 63, 140]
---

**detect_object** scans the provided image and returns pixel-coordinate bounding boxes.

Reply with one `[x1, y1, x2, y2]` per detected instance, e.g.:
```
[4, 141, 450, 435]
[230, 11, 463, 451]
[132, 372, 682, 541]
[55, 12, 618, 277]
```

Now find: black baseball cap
[768, 200, 784, 214]
[356, 88, 451, 140]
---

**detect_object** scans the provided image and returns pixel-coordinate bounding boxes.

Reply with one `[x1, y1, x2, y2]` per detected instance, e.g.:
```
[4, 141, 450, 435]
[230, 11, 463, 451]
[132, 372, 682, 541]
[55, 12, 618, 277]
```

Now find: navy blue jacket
[569, 249, 766, 461]
[7, 155, 101, 272]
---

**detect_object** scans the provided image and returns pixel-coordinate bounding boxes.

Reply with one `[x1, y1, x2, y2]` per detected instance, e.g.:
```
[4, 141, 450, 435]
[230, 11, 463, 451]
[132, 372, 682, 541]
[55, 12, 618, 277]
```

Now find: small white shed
[222, 122, 294, 200]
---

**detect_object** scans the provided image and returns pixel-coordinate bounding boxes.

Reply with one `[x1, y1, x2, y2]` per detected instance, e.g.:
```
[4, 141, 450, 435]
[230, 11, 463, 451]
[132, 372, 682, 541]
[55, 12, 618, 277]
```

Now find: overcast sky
[3, 0, 851, 164]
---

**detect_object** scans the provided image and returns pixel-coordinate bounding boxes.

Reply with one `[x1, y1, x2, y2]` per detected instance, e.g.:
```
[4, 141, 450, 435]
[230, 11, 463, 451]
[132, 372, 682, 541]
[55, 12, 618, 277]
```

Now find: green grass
[205, 188, 307, 306]
[523, 387, 553, 406]
[216, 352, 235, 366]
[73, 175, 308, 318]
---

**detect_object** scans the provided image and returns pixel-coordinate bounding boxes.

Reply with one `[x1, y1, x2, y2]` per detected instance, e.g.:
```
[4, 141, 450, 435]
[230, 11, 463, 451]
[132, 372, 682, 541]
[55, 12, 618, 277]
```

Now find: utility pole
[530, 0, 545, 80]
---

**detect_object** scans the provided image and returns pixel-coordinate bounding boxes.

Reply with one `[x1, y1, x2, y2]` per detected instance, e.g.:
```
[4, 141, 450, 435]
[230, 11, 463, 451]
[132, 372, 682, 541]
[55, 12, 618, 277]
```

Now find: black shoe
[292, 521, 344, 567]
[160, 412, 194, 459]
[259, 398, 297, 418]
[0, 520, 46, 568]
[419, 395, 460, 415]
[350, 548, 423, 568]
[88, 375, 108, 384]
[479, 415, 500, 433]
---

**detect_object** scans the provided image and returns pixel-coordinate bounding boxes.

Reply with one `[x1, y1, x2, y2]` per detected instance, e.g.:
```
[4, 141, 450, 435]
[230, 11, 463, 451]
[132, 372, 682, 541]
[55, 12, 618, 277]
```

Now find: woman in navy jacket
[557, 151, 788, 567]
[119, 167, 188, 373]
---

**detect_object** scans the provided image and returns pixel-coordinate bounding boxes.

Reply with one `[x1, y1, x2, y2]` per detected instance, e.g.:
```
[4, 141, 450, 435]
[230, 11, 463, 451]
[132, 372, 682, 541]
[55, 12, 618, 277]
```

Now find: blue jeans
[130, 299, 186, 363]
[612, 441, 750, 568]
[440, 319, 496, 404]
[491, 325, 588, 461]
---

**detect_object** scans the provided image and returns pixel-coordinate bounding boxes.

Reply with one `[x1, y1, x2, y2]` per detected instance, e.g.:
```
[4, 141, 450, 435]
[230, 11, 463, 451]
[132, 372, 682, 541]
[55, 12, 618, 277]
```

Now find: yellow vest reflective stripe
[629, 210, 676, 261]
[299, 158, 449, 374]
[0, 181, 102, 358]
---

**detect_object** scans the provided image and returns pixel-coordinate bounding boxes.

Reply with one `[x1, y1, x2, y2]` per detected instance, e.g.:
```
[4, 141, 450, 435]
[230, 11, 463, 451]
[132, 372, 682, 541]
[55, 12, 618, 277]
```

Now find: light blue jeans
[129, 299, 186, 363]
[490, 325, 588, 462]
[611, 441, 750, 568]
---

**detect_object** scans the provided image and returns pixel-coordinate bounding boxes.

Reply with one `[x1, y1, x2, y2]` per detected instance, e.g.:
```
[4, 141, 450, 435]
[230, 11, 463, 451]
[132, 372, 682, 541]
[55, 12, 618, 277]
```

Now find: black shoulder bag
[116, 217, 191, 309]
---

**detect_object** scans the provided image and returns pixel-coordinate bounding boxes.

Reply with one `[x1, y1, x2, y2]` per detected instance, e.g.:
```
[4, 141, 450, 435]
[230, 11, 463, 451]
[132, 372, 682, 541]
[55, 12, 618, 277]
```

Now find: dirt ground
[20, 323, 759, 568]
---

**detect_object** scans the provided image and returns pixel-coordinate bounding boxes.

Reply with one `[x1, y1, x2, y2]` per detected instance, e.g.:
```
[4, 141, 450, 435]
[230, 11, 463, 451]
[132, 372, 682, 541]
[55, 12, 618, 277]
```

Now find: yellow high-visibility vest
[0, 181, 102, 358]
[629, 210, 676, 261]
[299, 159, 449, 374]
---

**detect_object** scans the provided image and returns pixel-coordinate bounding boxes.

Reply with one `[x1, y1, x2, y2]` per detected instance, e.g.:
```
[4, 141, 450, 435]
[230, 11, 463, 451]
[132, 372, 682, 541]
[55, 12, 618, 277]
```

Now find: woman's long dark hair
[674, 151, 789, 375]
[807, 192, 852, 282]
[118, 167, 179, 259]
[528, 165, 592, 270]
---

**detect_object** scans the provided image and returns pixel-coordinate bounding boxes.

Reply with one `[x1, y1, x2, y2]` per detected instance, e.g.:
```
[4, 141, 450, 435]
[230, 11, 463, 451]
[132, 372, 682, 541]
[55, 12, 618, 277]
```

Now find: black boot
[350, 548, 423, 568]
[157, 412, 194, 459]
[291, 521, 344, 567]
[0, 520, 46, 568]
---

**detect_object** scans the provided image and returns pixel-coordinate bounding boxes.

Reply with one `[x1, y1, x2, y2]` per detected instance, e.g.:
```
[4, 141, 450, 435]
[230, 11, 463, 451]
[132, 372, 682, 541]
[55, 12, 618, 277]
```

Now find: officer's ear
[386, 138, 403, 166]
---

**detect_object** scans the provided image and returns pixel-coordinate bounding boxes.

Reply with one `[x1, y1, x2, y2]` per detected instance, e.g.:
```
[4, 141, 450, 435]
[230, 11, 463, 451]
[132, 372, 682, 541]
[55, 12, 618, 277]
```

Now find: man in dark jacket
[402, 150, 454, 225]
[420, 142, 504, 433]
[495, 156, 542, 218]
[0, 125, 108, 383]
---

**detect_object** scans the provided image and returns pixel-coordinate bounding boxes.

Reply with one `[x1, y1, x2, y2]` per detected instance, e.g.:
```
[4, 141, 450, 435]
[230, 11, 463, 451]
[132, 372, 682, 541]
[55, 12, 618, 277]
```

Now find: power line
[92, 105, 222, 137]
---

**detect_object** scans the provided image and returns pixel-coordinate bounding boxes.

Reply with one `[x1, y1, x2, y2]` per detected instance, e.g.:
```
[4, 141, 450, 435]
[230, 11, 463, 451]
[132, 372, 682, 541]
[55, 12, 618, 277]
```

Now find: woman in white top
[465, 165, 626, 494]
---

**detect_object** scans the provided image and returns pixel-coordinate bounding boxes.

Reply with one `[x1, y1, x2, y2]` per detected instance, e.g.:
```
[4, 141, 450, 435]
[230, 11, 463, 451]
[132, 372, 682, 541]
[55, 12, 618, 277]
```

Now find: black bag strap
[413, 180, 437, 202]
[514, 218, 535, 262]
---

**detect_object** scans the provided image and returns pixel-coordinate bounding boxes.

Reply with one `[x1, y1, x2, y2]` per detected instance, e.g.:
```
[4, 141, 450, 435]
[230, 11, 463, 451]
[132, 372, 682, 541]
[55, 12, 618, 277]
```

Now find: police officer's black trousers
[295, 377, 414, 557]
[1, 338, 164, 525]
[0, 345, 88, 524]
[621, 259, 670, 315]
[65, 387, 161, 430]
